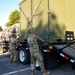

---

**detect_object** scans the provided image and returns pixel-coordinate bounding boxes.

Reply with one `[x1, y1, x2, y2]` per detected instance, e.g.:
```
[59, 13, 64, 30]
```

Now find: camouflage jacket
[9, 37, 17, 50]
[27, 33, 44, 52]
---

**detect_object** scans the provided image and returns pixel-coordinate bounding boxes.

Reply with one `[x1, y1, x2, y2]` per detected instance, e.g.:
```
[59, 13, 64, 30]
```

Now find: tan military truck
[18, 0, 75, 69]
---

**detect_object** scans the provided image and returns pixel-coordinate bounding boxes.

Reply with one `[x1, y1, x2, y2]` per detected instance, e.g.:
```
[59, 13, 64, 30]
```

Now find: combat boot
[31, 70, 34, 75]
[10, 58, 13, 64]
[11, 61, 15, 64]
[43, 71, 50, 75]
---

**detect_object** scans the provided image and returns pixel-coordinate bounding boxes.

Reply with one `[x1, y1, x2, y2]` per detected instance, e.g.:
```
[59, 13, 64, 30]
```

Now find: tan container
[19, 0, 75, 43]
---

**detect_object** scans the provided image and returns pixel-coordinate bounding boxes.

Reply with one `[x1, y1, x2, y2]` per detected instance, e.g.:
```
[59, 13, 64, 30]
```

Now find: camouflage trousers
[10, 49, 17, 62]
[30, 50, 46, 72]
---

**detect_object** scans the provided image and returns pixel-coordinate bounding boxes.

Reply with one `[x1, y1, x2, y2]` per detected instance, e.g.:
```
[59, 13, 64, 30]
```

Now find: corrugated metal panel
[54, 44, 75, 59]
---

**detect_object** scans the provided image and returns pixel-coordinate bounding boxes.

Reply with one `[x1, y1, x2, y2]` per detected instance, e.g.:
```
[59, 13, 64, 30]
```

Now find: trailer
[18, 0, 75, 69]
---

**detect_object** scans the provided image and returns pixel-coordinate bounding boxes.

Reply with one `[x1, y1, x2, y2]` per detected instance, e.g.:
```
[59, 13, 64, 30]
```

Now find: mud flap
[72, 63, 75, 69]
[44, 52, 59, 69]
[36, 52, 59, 70]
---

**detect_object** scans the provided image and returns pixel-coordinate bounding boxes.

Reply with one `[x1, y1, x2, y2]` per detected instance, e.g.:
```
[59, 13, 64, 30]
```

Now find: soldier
[27, 30, 50, 75]
[9, 33, 17, 64]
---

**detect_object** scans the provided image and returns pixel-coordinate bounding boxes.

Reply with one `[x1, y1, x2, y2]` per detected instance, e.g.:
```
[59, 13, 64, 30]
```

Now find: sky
[0, 0, 22, 29]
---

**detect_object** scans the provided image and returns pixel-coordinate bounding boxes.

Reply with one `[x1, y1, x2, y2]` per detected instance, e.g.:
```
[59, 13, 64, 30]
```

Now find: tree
[5, 10, 20, 27]
[0, 26, 3, 31]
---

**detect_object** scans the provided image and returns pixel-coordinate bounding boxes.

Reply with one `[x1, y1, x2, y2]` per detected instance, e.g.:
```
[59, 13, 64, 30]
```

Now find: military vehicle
[18, 0, 75, 69]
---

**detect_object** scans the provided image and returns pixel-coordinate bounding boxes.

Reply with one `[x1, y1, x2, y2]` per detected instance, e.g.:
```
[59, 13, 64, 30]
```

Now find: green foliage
[5, 10, 20, 27]
[0, 26, 3, 31]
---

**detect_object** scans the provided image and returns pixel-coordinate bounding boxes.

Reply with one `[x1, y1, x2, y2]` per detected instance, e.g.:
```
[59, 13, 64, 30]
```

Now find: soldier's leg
[31, 56, 36, 75]
[40, 61, 50, 75]
[37, 54, 50, 75]
[10, 51, 14, 64]
[13, 50, 17, 63]
[10, 55, 13, 63]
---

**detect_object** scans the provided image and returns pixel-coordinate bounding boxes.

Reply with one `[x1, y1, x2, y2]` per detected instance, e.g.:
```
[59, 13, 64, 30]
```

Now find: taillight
[60, 53, 69, 60]
[44, 50, 51, 52]
[64, 55, 69, 60]
[26, 48, 30, 50]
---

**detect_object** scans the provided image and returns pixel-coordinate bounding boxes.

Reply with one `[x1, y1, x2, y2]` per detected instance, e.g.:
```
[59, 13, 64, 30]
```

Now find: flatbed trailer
[17, 41, 75, 69]
[53, 42, 75, 65]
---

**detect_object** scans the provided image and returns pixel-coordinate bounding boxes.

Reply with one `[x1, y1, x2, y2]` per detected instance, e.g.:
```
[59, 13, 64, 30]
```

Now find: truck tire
[18, 47, 30, 64]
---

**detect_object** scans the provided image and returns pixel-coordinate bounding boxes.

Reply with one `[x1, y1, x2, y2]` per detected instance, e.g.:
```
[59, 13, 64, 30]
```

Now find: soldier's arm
[35, 34, 45, 42]
[10, 37, 15, 44]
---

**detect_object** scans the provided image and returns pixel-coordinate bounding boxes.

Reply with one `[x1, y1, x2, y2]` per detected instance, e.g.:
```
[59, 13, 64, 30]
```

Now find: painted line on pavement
[2, 67, 31, 75]
[0, 58, 9, 62]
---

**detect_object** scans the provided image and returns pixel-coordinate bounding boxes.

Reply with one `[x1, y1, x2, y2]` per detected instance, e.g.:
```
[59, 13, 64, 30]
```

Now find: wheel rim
[19, 50, 25, 62]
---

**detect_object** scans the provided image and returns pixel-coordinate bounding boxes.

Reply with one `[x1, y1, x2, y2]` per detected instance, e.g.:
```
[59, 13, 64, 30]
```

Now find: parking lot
[0, 48, 75, 75]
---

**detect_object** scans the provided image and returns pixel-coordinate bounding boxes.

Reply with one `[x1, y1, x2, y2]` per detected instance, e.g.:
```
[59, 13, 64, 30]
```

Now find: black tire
[18, 47, 30, 64]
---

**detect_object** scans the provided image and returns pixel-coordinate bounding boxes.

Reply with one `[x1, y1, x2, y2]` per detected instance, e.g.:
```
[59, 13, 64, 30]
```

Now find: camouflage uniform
[9, 34, 17, 64]
[27, 32, 50, 75]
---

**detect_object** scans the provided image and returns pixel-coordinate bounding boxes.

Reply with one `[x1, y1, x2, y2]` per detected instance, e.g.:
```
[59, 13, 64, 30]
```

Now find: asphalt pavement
[0, 47, 75, 75]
